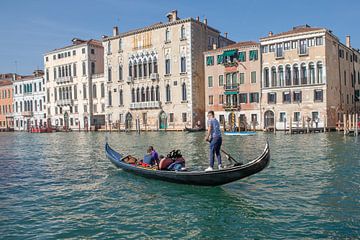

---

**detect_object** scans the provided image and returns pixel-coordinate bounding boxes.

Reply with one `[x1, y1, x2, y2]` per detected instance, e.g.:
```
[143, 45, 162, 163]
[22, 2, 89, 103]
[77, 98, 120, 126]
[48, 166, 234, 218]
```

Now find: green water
[0, 132, 359, 239]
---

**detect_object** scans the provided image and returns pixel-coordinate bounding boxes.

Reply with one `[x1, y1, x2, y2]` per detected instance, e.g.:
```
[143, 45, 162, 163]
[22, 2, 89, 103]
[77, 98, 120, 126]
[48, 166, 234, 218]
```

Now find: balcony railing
[55, 76, 73, 84]
[224, 84, 239, 91]
[21, 111, 33, 117]
[56, 99, 74, 106]
[223, 104, 240, 111]
[130, 101, 161, 109]
[91, 73, 104, 79]
[150, 73, 159, 81]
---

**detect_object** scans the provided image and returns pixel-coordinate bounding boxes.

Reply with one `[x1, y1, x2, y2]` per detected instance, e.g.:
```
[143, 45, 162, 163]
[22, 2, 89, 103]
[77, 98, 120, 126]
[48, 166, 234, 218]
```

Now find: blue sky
[1, 0, 359, 75]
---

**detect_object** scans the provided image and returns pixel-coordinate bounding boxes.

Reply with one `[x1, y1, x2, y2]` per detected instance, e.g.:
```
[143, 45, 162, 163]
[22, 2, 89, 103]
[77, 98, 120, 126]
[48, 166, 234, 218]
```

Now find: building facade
[260, 25, 359, 130]
[12, 70, 46, 131]
[0, 80, 14, 131]
[204, 41, 262, 130]
[103, 11, 233, 131]
[44, 38, 105, 131]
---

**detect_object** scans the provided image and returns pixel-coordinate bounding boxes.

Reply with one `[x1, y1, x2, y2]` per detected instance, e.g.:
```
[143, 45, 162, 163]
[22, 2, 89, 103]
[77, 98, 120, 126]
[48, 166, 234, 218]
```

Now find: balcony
[127, 76, 133, 84]
[130, 101, 161, 109]
[224, 84, 239, 92]
[92, 73, 104, 79]
[150, 73, 159, 81]
[56, 99, 74, 106]
[223, 104, 240, 111]
[22, 111, 33, 117]
[55, 76, 73, 84]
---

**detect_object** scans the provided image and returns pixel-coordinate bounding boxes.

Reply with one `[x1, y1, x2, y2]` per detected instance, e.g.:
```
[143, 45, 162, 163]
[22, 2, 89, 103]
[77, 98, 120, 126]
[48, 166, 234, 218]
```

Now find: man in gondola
[205, 111, 223, 171]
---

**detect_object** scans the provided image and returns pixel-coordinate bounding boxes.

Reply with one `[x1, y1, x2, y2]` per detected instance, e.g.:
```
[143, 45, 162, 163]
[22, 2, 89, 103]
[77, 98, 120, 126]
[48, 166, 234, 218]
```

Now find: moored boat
[105, 141, 270, 186]
[184, 127, 205, 132]
[224, 131, 256, 136]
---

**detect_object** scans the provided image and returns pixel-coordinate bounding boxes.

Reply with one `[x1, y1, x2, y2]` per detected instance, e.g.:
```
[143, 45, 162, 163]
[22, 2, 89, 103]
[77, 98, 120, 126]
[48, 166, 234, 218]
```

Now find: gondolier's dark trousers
[209, 137, 222, 168]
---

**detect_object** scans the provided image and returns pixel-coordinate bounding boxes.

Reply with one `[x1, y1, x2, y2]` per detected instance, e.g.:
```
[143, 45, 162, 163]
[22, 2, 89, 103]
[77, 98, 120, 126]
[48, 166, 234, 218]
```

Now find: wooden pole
[356, 113, 359, 136]
[343, 114, 347, 135]
[274, 114, 277, 135]
[289, 116, 292, 134]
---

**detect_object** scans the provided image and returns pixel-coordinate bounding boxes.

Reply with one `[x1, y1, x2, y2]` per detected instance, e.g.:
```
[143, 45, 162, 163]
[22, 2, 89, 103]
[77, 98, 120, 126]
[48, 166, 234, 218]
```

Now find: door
[159, 111, 167, 129]
[264, 110, 275, 128]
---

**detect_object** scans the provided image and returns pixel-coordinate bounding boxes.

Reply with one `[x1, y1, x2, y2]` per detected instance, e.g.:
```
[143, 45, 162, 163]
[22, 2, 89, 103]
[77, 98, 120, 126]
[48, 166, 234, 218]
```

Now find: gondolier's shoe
[205, 166, 213, 172]
[218, 164, 223, 170]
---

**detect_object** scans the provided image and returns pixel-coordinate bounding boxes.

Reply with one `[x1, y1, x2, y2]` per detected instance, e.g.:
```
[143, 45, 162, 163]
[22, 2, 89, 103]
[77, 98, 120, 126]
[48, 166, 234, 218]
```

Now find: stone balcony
[21, 111, 33, 117]
[130, 101, 161, 109]
[56, 99, 74, 106]
[55, 76, 73, 84]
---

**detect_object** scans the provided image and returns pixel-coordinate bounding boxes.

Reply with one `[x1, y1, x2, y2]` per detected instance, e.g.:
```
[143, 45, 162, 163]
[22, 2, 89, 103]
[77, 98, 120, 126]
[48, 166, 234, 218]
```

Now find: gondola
[105, 142, 270, 186]
[184, 127, 205, 132]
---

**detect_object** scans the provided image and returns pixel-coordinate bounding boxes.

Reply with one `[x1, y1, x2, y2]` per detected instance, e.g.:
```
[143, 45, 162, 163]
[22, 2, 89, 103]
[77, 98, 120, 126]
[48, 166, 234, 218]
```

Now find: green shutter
[206, 56, 214, 66]
[223, 50, 237, 57]
[217, 55, 224, 64]
[238, 52, 246, 62]
[249, 50, 258, 61]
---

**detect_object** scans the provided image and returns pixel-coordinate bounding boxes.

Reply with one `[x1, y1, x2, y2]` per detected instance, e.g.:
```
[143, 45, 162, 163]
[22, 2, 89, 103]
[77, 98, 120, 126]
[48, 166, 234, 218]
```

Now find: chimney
[346, 35, 351, 48]
[203, 18, 207, 25]
[268, 31, 273, 37]
[212, 43, 217, 50]
[113, 26, 119, 37]
[224, 32, 228, 38]
[166, 10, 179, 22]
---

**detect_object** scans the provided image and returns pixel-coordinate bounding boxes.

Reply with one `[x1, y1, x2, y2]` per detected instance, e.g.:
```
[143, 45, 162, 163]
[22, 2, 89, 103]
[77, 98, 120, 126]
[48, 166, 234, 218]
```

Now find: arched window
[133, 61, 137, 79]
[131, 88, 135, 103]
[278, 66, 284, 87]
[34, 100, 37, 111]
[148, 59, 153, 75]
[119, 65, 123, 81]
[15, 102, 18, 112]
[39, 100, 42, 111]
[180, 25, 185, 39]
[293, 64, 299, 85]
[151, 86, 155, 101]
[153, 57, 158, 74]
[309, 63, 315, 84]
[92, 84, 97, 98]
[271, 67, 277, 87]
[101, 83, 105, 98]
[20, 101, 23, 112]
[146, 87, 150, 101]
[264, 68, 269, 87]
[138, 59, 142, 78]
[165, 28, 170, 42]
[156, 85, 160, 101]
[285, 65, 292, 86]
[182, 82, 187, 101]
[232, 73, 237, 85]
[136, 88, 140, 102]
[59, 88, 62, 100]
[143, 59, 147, 78]
[129, 62, 133, 77]
[141, 87, 145, 102]
[119, 89, 123, 105]
[165, 84, 171, 102]
[91, 62, 96, 74]
[301, 63, 307, 84]
[108, 91, 112, 106]
[317, 62, 323, 84]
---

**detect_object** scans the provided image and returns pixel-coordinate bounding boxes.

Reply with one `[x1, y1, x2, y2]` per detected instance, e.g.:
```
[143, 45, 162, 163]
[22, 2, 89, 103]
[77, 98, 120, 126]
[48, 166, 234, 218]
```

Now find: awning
[224, 91, 238, 95]
[223, 49, 237, 57]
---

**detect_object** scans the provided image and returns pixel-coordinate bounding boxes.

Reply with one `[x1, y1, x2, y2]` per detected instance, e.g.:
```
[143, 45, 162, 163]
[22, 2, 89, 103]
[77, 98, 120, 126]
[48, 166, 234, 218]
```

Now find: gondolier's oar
[221, 149, 243, 166]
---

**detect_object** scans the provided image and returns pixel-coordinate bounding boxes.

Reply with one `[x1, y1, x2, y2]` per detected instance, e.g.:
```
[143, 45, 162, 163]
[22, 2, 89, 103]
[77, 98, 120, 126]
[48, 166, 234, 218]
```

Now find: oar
[221, 149, 243, 166]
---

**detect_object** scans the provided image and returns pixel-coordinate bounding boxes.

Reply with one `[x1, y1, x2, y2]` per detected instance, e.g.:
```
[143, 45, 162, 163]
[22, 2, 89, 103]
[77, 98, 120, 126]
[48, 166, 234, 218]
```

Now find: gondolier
[205, 111, 223, 171]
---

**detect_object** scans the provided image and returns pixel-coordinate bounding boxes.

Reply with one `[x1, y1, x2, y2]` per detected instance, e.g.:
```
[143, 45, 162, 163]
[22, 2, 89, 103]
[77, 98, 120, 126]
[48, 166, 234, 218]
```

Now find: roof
[205, 41, 259, 54]
[260, 25, 325, 41]
[45, 39, 102, 55]
[104, 17, 222, 41]
[0, 80, 13, 87]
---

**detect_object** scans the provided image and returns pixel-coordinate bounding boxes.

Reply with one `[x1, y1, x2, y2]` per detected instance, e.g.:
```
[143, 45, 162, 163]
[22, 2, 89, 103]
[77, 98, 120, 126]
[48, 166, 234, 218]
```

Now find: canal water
[0, 131, 359, 239]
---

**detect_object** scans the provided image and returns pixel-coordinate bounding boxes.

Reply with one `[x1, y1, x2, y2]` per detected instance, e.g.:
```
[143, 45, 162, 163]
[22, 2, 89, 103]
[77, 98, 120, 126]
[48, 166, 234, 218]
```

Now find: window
[208, 76, 213, 87]
[206, 56, 214, 66]
[108, 68, 112, 82]
[218, 75, 224, 86]
[169, 113, 174, 122]
[238, 51, 246, 62]
[251, 71, 256, 83]
[73, 85, 77, 100]
[299, 39, 308, 55]
[91, 49, 95, 54]
[264, 68, 270, 87]
[165, 28, 170, 42]
[308, 38, 315, 47]
[108, 91, 112, 106]
[239, 93, 247, 103]
[82, 62, 86, 75]
[262, 45, 268, 53]
[239, 73, 245, 84]
[153, 58, 158, 73]
[73, 50, 76, 56]
[219, 94, 224, 104]
[249, 93, 259, 103]
[293, 91, 302, 103]
[208, 95, 214, 105]
[165, 59, 171, 75]
[83, 84, 87, 99]
[268, 92, 277, 104]
[117, 65, 123, 81]
[119, 38, 123, 51]
[82, 48, 85, 54]
[84, 105, 87, 113]
[156, 85, 160, 101]
[279, 112, 286, 122]
[276, 44, 283, 58]
[314, 90, 323, 102]
[249, 50, 258, 60]
[107, 41, 111, 54]
[182, 113, 187, 122]
[284, 42, 290, 50]
[316, 37, 323, 46]
[100, 83, 105, 98]
[46, 69, 49, 82]
[217, 54, 224, 64]
[91, 62, 95, 74]
[180, 25, 186, 39]
[119, 89, 123, 105]
[291, 41, 298, 49]
[294, 112, 301, 122]
[182, 82, 187, 101]
[180, 57, 186, 73]
[166, 84, 171, 102]
[92, 84, 97, 98]
[283, 92, 291, 103]
[269, 44, 275, 52]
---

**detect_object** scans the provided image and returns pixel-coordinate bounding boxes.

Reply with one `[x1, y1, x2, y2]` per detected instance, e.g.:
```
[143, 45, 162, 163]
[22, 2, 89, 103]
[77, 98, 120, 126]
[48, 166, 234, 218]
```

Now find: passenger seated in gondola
[158, 150, 186, 171]
[149, 146, 159, 165]
[143, 148, 156, 166]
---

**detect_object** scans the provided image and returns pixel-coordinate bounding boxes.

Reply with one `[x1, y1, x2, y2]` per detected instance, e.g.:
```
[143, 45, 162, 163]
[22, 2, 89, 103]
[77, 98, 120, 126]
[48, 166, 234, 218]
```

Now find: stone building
[102, 10, 233, 131]
[260, 25, 360, 130]
[0, 80, 14, 131]
[44, 38, 105, 130]
[12, 70, 46, 131]
[204, 41, 262, 130]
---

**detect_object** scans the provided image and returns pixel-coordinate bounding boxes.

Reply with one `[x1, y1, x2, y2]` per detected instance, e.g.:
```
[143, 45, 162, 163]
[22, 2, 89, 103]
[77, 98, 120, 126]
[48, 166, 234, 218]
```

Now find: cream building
[204, 41, 262, 131]
[260, 25, 359, 131]
[44, 38, 105, 130]
[102, 10, 233, 131]
[13, 70, 46, 131]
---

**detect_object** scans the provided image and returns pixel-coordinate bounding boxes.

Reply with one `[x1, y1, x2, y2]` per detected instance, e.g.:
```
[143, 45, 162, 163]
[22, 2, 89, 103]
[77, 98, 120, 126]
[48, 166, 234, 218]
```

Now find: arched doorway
[264, 110, 275, 128]
[125, 112, 133, 130]
[159, 111, 167, 129]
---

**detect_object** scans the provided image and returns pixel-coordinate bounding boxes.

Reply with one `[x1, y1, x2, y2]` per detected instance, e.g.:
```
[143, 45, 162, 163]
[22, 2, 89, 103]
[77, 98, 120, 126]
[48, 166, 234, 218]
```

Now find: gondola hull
[184, 127, 205, 132]
[105, 142, 270, 186]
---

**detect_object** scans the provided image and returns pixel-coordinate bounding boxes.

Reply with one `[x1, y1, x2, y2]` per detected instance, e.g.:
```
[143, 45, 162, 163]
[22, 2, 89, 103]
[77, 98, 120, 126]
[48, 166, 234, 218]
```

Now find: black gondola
[105, 142, 270, 186]
[184, 127, 205, 132]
